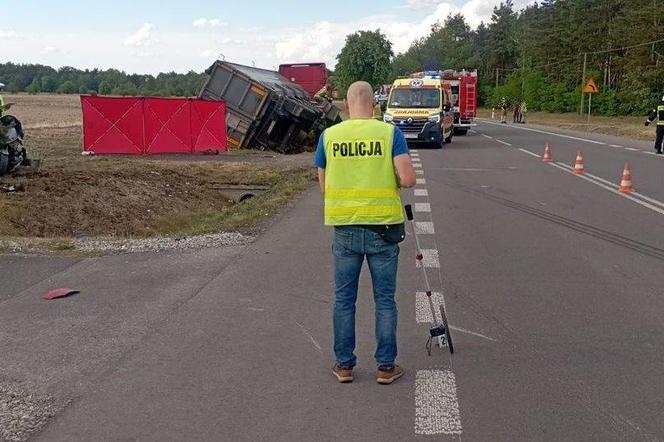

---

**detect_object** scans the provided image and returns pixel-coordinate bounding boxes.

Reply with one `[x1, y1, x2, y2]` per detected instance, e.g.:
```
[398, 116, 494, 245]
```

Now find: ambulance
[383, 74, 455, 148]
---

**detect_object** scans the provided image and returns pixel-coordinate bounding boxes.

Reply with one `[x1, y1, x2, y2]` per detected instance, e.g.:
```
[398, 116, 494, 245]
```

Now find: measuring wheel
[439, 304, 454, 354]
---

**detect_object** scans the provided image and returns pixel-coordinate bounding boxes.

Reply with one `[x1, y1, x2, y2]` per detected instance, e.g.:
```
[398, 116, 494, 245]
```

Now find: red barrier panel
[81, 96, 227, 154]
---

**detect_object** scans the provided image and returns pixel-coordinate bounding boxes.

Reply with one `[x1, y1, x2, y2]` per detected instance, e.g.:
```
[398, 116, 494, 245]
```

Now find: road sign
[582, 79, 599, 94]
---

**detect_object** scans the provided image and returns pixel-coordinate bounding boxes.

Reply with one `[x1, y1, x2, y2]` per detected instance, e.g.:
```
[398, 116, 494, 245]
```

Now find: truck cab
[383, 76, 454, 148]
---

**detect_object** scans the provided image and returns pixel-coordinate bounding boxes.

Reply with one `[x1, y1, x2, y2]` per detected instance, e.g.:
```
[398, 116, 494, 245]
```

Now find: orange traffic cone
[619, 163, 634, 193]
[573, 150, 585, 174]
[542, 143, 553, 162]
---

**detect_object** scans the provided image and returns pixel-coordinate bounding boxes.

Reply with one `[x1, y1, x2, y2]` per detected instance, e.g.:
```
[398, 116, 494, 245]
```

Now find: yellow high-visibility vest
[0, 95, 5, 118]
[323, 119, 404, 226]
[658, 105, 664, 125]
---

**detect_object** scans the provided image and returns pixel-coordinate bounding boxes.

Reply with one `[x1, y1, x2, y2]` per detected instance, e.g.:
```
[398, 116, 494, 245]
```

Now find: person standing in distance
[645, 95, 664, 155]
[314, 81, 416, 385]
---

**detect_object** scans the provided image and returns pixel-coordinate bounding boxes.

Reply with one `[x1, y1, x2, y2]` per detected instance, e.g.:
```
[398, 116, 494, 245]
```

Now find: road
[1, 120, 664, 441]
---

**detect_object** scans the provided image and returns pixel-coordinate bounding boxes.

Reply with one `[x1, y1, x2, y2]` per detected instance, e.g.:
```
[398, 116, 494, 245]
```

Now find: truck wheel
[454, 129, 468, 136]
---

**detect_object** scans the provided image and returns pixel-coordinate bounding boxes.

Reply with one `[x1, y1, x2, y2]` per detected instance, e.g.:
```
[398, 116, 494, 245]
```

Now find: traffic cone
[542, 143, 553, 162]
[573, 150, 585, 174]
[619, 163, 633, 193]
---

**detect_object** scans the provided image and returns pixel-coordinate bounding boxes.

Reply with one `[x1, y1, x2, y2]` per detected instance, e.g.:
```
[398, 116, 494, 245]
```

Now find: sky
[3, 0, 536, 75]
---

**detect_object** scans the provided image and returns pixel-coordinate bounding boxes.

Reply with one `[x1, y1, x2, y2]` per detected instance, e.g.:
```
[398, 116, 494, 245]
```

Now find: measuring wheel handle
[405, 204, 414, 221]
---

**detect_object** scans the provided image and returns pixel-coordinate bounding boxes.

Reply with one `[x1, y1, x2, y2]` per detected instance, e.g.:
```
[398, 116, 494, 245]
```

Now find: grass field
[0, 94, 316, 245]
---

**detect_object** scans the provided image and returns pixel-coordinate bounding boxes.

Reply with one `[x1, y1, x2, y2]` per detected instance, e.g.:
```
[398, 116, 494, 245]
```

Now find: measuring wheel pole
[405, 205, 446, 347]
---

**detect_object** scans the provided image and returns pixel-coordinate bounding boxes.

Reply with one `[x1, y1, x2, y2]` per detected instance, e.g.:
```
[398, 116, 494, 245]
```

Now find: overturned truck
[200, 61, 340, 154]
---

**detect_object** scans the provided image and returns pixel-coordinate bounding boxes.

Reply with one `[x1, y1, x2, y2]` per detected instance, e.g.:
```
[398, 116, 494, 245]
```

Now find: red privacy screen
[81, 96, 227, 154]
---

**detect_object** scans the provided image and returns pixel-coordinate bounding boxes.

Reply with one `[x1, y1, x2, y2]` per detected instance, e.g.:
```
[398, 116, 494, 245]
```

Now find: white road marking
[609, 144, 623, 148]
[478, 119, 606, 145]
[414, 189, 429, 197]
[414, 163, 423, 169]
[450, 326, 497, 342]
[415, 370, 463, 435]
[624, 147, 639, 151]
[518, 148, 542, 158]
[416, 249, 440, 268]
[416, 178, 426, 185]
[414, 203, 431, 212]
[415, 221, 435, 235]
[549, 162, 664, 216]
[643, 152, 664, 158]
[481, 134, 493, 139]
[415, 291, 446, 323]
[295, 322, 322, 354]
[416, 170, 424, 175]
[495, 139, 512, 146]
[411, 153, 420, 157]
[557, 163, 664, 209]
[411, 149, 419, 153]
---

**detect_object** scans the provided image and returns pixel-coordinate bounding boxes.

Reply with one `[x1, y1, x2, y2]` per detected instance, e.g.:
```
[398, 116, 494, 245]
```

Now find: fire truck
[412, 70, 477, 135]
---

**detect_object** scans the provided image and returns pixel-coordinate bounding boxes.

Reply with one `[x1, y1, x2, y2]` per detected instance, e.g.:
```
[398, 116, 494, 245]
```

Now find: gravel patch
[0, 382, 61, 442]
[0, 232, 254, 255]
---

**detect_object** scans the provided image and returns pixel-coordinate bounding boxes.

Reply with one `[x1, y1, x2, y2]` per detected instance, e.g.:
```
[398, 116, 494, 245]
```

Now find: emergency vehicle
[411, 70, 477, 135]
[383, 75, 455, 148]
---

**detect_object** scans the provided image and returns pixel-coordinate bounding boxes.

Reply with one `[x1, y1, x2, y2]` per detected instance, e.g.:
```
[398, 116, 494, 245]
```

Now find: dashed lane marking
[610, 144, 624, 148]
[414, 189, 429, 197]
[414, 221, 435, 235]
[415, 370, 463, 436]
[414, 203, 431, 212]
[481, 134, 493, 139]
[416, 178, 426, 185]
[495, 139, 512, 146]
[549, 162, 664, 216]
[416, 249, 440, 268]
[518, 148, 542, 158]
[556, 163, 664, 210]
[478, 119, 607, 145]
[411, 149, 419, 153]
[416, 170, 424, 175]
[415, 291, 446, 323]
[414, 163, 423, 169]
[624, 147, 639, 151]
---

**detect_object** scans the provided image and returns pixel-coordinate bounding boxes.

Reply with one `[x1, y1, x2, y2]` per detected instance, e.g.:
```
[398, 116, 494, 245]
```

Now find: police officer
[314, 81, 416, 385]
[645, 95, 664, 155]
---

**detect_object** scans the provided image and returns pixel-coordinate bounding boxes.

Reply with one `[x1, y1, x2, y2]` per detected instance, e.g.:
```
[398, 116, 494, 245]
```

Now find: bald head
[345, 81, 376, 119]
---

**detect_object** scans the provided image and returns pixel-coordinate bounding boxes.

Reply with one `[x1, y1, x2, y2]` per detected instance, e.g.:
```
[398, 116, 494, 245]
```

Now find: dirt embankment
[1, 94, 316, 250]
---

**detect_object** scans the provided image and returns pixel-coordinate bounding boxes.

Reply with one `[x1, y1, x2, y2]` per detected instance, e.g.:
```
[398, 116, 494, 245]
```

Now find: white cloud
[1, 1, 538, 75]
[124, 23, 156, 47]
[193, 18, 225, 28]
[406, 0, 448, 8]
[0, 30, 20, 39]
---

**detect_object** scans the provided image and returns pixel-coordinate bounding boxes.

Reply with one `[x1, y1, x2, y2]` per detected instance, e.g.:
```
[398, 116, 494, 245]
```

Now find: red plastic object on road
[81, 96, 227, 155]
[44, 288, 80, 300]
[278, 63, 328, 96]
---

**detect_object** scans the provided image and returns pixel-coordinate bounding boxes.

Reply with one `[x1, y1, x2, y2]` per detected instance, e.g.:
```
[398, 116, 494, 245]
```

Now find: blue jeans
[333, 226, 400, 368]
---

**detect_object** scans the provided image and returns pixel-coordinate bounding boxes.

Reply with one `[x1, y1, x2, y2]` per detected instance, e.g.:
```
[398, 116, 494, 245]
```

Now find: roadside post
[582, 78, 599, 128]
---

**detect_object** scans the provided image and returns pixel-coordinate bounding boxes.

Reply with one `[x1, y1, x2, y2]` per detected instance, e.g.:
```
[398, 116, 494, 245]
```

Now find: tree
[26, 79, 41, 94]
[98, 81, 113, 95]
[41, 76, 59, 93]
[57, 81, 77, 94]
[335, 30, 394, 94]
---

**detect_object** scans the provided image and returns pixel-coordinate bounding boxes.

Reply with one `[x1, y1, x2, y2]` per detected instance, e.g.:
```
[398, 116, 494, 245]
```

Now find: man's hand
[2, 103, 14, 110]
[317, 168, 325, 194]
[394, 154, 416, 188]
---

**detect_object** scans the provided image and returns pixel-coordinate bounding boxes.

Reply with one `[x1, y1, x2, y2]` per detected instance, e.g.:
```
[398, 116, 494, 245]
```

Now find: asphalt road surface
[2, 120, 664, 441]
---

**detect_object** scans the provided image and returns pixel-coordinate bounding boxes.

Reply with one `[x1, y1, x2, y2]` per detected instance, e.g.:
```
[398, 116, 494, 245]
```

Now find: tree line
[0, 63, 206, 97]
[334, 0, 663, 116]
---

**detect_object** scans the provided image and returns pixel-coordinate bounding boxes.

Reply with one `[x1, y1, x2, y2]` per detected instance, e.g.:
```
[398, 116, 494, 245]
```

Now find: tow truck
[383, 75, 454, 148]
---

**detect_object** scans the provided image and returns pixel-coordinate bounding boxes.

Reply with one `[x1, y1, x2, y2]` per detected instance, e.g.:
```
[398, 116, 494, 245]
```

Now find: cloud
[0, 30, 20, 39]
[406, 0, 448, 8]
[193, 18, 225, 28]
[124, 23, 156, 47]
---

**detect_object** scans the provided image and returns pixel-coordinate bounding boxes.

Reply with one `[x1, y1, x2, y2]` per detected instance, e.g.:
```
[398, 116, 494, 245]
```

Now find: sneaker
[376, 365, 404, 384]
[657, 150, 663, 155]
[332, 364, 354, 383]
